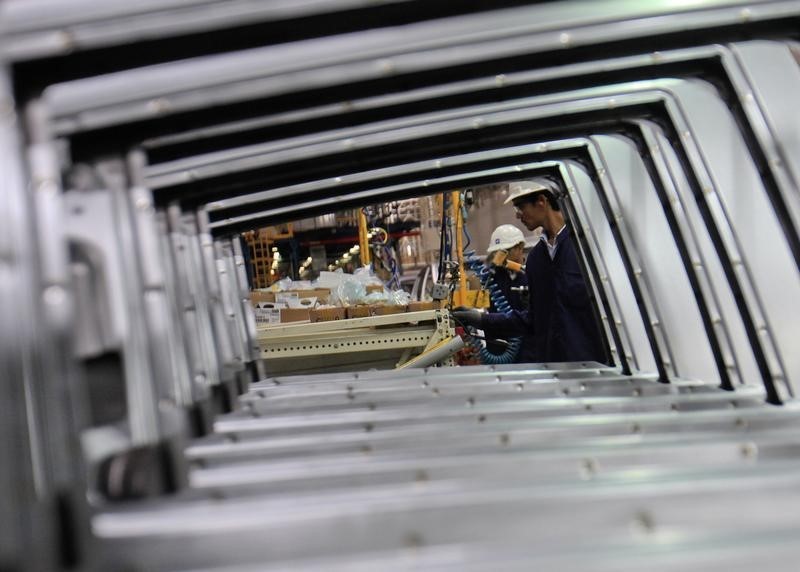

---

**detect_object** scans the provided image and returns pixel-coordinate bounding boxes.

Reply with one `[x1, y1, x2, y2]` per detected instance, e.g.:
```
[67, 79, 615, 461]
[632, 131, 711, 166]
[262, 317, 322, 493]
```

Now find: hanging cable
[460, 248, 522, 365]
[437, 192, 449, 281]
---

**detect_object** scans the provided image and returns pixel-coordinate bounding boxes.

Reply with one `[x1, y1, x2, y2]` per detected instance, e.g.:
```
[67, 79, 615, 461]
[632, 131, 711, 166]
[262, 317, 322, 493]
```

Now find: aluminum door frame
[32, 1, 799, 134]
[208, 128, 756, 397]
[177, 78, 793, 401]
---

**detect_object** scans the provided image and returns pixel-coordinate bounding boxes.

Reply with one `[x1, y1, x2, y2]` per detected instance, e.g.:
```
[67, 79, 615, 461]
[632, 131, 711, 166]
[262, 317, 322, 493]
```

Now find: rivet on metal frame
[147, 98, 172, 115]
[56, 30, 76, 50]
[579, 458, 597, 480]
[376, 59, 395, 75]
[631, 510, 657, 535]
[739, 442, 758, 460]
[739, 7, 752, 22]
[403, 532, 423, 549]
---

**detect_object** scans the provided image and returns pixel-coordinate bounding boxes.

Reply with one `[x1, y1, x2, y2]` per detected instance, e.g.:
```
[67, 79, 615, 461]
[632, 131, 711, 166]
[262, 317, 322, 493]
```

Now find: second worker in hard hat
[483, 224, 529, 355]
[454, 180, 607, 364]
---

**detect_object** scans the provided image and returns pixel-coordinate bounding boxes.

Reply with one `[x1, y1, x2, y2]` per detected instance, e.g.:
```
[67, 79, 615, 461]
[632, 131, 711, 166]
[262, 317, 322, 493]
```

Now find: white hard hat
[487, 224, 526, 253]
[503, 180, 549, 205]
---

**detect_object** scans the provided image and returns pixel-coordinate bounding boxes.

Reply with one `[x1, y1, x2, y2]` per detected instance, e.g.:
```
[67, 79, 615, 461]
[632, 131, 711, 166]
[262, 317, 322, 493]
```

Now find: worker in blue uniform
[483, 224, 528, 356]
[453, 181, 606, 364]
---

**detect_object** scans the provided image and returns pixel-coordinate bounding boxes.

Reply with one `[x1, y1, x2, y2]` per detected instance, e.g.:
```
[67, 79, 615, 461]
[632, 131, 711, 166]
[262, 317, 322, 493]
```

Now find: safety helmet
[487, 224, 526, 253]
[503, 180, 549, 205]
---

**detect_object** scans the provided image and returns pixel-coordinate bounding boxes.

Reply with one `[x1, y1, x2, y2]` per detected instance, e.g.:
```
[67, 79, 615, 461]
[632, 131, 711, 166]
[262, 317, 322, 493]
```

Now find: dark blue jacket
[488, 266, 527, 313]
[485, 266, 528, 356]
[482, 226, 606, 364]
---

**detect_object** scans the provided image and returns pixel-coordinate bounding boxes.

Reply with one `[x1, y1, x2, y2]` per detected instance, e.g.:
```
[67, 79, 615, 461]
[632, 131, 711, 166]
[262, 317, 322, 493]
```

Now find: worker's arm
[480, 308, 529, 337]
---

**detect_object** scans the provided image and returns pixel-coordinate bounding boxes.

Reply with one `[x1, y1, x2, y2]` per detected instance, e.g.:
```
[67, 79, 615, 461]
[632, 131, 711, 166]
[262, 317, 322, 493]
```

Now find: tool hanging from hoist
[361, 206, 401, 289]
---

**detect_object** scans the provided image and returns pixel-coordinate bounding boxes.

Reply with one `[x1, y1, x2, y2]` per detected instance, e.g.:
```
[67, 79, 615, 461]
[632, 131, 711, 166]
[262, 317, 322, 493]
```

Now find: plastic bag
[388, 289, 411, 306]
[333, 279, 367, 306]
[353, 266, 384, 287]
[272, 277, 293, 292]
[363, 291, 389, 305]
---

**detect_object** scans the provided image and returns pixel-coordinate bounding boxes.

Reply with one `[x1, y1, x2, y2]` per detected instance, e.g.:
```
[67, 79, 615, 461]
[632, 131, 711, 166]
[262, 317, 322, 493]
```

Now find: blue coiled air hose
[462, 250, 522, 364]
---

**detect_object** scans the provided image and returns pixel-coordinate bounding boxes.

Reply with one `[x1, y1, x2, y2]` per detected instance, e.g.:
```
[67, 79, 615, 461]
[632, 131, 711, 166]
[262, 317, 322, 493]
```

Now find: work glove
[451, 306, 484, 329]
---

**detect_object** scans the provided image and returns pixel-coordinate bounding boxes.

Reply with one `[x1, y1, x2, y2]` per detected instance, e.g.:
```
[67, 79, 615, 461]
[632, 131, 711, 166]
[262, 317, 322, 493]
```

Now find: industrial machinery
[257, 308, 460, 374]
[4, 1, 800, 570]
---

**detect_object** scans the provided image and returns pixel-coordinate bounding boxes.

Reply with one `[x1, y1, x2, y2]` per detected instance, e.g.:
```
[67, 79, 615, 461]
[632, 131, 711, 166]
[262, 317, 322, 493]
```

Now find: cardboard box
[279, 308, 311, 323]
[346, 305, 373, 319]
[407, 301, 435, 313]
[370, 304, 408, 316]
[365, 284, 385, 294]
[309, 307, 347, 322]
[251, 288, 330, 305]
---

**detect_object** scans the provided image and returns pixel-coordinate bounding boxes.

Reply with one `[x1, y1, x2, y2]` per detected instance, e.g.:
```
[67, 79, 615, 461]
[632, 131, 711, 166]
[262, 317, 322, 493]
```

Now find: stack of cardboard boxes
[251, 288, 437, 325]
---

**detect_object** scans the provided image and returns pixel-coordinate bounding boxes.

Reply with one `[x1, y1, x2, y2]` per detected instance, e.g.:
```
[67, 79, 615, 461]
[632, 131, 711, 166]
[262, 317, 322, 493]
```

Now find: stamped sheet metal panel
[562, 157, 658, 376]
[169, 207, 223, 390]
[0, 65, 53, 571]
[200, 41, 800, 221]
[64, 189, 162, 444]
[195, 90, 665, 230]
[95, 460, 800, 570]
[185, 214, 238, 382]
[0, 0, 420, 61]
[181, 77, 788, 401]
[590, 133, 719, 385]
[138, 80, 715, 189]
[140, 41, 796, 176]
[636, 120, 762, 390]
[731, 40, 800, 264]
[665, 78, 800, 399]
[35, 0, 799, 132]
